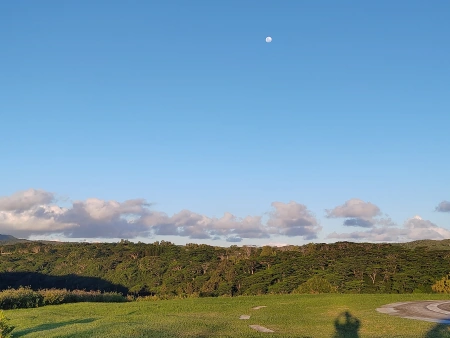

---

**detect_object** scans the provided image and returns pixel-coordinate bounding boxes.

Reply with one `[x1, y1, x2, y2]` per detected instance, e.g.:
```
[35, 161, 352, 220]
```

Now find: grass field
[6, 293, 450, 337]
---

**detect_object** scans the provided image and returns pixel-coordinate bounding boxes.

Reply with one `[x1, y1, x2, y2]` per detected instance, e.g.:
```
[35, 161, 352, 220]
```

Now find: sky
[1, 1, 449, 246]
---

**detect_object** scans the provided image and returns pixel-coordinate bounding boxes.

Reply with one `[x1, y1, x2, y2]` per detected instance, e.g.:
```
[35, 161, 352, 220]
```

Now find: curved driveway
[377, 301, 450, 323]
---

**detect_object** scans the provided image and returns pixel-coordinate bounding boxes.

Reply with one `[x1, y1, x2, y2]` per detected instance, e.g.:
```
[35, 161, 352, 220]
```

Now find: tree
[432, 275, 450, 293]
[294, 275, 337, 294]
[260, 246, 274, 257]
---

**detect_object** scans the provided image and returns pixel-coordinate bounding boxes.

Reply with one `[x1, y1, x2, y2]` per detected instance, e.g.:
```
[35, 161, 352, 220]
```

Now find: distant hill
[396, 239, 450, 251]
[1, 232, 450, 250]
[0, 234, 67, 245]
[0, 234, 29, 244]
[1, 238, 450, 296]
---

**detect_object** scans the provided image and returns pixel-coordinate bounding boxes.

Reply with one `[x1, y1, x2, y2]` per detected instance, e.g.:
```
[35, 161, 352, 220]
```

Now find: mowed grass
[6, 293, 450, 337]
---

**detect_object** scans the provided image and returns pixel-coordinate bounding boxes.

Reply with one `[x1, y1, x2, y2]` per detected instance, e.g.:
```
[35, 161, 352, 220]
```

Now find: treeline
[0, 240, 449, 297]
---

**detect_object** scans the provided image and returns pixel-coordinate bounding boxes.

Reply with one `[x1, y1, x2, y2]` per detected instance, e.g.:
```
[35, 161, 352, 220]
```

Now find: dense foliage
[0, 240, 449, 297]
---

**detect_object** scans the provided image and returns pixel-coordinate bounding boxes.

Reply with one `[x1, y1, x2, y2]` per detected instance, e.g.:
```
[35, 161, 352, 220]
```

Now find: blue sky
[1, 1, 449, 246]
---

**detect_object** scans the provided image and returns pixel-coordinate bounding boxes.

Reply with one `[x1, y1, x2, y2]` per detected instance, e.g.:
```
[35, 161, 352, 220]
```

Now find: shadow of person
[425, 321, 450, 338]
[332, 311, 360, 338]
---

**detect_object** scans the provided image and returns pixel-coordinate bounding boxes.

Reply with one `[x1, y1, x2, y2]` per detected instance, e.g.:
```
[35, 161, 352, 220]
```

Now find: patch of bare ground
[252, 306, 267, 310]
[249, 325, 274, 333]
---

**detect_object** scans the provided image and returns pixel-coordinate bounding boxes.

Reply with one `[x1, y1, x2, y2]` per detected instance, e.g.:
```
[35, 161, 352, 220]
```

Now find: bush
[0, 287, 127, 310]
[0, 311, 14, 338]
[432, 275, 450, 293]
[293, 276, 338, 294]
[41, 289, 68, 305]
[41, 289, 126, 304]
[0, 287, 43, 310]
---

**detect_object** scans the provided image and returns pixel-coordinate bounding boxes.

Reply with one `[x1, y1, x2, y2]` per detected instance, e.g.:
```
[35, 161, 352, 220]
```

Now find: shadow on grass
[21, 320, 231, 338]
[13, 318, 97, 337]
[425, 321, 450, 338]
[0, 272, 128, 294]
[59, 328, 177, 338]
[332, 311, 360, 338]
[56, 324, 183, 338]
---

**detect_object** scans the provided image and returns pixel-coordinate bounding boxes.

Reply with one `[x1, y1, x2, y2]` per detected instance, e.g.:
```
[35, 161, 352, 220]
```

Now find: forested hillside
[0, 240, 449, 297]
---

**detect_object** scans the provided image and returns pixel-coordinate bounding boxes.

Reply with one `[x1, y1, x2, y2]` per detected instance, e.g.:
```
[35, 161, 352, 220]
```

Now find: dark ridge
[0, 234, 29, 244]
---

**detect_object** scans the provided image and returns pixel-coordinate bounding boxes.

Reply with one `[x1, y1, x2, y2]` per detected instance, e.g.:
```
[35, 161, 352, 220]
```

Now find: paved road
[377, 301, 450, 323]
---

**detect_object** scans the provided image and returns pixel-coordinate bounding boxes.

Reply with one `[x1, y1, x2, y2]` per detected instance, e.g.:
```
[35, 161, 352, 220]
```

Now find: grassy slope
[7, 294, 450, 338]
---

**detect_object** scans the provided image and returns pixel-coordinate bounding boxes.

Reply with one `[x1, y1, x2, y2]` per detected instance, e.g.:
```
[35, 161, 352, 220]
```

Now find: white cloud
[267, 201, 322, 239]
[80, 198, 150, 220]
[326, 198, 381, 219]
[0, 194, 152, 239]
[327, 215, 450, 242]
[325, 199, 391, 228]
[0, 204, 76, 237]
[403, 216, 450, 240]
[0, 189, 54, 211]
[264, 242, 289, 247]
[142, 210, 269, 240]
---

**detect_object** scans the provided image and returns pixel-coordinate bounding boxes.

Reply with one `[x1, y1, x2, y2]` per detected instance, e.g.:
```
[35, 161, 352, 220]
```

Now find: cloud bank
[0, 189, 321, 242]
[1, 190, 448, 243]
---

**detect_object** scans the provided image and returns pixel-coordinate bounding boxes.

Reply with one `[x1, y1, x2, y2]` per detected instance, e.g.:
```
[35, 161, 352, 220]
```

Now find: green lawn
[6, 294, 450, 337]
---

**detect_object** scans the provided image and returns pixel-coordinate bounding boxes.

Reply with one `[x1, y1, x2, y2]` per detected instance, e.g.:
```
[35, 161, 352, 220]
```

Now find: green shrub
[41, 288, 68, 305]
[293, 276, 338, 294]
[0, 310, 14, 338]
[0, 287, 126, 309]
[44, 289, 127, 304]
[432, 275, 450, 293]
[0, 287, 43, 310]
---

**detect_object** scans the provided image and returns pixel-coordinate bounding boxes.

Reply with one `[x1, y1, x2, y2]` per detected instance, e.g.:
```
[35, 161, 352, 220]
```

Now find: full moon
[265, 36, 272, 43]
